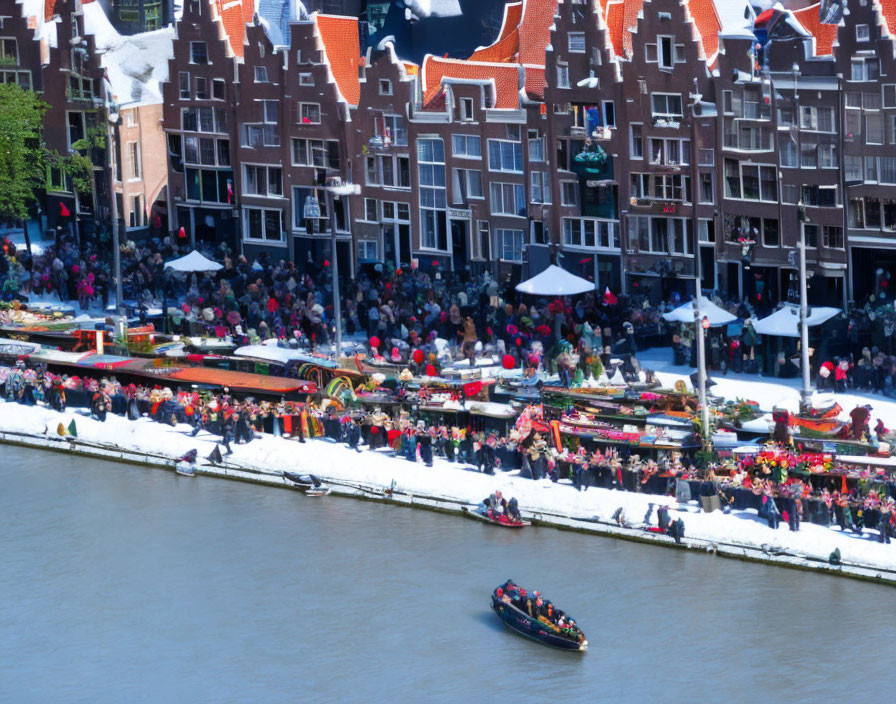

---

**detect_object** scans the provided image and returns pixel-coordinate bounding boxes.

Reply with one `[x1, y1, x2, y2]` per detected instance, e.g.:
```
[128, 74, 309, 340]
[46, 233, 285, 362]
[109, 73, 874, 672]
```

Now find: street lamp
[102, 83, 123, 317]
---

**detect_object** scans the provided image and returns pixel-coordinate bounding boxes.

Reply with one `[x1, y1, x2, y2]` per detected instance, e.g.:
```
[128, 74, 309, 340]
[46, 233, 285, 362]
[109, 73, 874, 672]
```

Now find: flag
[67, 420, 77, 437]
[603, 287, 618, 306]
[207, 445, 223, 464]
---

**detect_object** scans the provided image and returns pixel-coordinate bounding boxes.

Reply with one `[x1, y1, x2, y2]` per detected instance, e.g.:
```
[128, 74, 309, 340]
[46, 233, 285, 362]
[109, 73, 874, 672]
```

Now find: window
[243, 165, 283, 197]
[490, 182, 526, 216]
[242, 124, 279, 148]
[698, 148, 714, 166]
[213, 79, 225, 99]
[851, 58, 880, 81]
[699, 172, 713, 203]
[819, 144, 838, 169]
[452, 168, 483, 202]
[0, 37, 17, 63]
[254, 66, 269, 83]
[845, 155, 863, 181]
[185, 168, 235, 203]
[452, 134, 481, 158]
[125, 110, 136, 127]
[178, 71, 190, 99]
[561, 181, 578, 207]
[244, 208, 284, 243]
[880, 156, 896, 183]
[884, 84, 896, 108]
[867, 114, 883, 144]
[630, 123, 643, 158]
[498, 229, 524, 262]
[299, 102, 320, 124]
[487, 140, 524, 172]
[801, 143, 817, 168]
[129, 195, 145, 229]
[291, 138, 333, 167]
[824, 225, 844, 248]
[476, 221, 491, 260]
[364, 199, 378, 222]
[800, 106, 835, 132]
[556, 64, 569, 89]
[358, 240, 378, 261]
[47, 165, 69, 193]
[528, 132, 544, 161]
[195, 77, 208, 100]
[377, 114, 408, 147]
[66, 111, 85, 151]
[602, 100, 615, 128]
[530, 171, 550, 204]
[181, 106, 227, 133]
[801, 185, 837, 207]
[724, 160, 777, 201]
[658, 35, 674, 69]
[459, 97, 474, 121]
[379, 79, 392, 95]
[562, 218, 619, 249]
[418, 138, 447, 250]
[127, 141, 141, 180]
[568, 32, 585, 53]
[190, 41, 208, 64]
[857, 24, 870, 41]
[299, 73, 313, 86]
[649, 137, 690, 166]
[651, 93, 683, 118]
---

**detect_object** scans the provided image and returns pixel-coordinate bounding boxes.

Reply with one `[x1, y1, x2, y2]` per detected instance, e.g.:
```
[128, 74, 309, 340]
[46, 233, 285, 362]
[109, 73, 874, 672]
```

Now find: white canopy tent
[662, 297, 737, 327]
[164, 250, 223, 272]
[751, 304, 840, 337]
[515, 265, 594, 296]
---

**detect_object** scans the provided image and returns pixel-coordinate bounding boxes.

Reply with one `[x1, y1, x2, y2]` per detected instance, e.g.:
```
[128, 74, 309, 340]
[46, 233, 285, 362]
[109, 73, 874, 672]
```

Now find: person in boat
[506, 497, 521, 522]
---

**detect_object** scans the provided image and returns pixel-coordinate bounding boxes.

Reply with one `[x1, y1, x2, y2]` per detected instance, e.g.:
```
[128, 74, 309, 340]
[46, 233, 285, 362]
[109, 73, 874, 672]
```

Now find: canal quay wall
[1, 400, 895, 587]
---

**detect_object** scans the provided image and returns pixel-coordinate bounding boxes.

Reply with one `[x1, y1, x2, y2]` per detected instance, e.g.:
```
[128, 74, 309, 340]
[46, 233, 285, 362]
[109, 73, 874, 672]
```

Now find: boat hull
[462, 506, 530, 527]
[491, 596, 586, 651]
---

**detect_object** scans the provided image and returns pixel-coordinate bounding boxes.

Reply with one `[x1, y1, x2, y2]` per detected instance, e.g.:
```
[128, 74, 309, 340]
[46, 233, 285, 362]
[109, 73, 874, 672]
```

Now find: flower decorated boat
[490, 585, 587, 651]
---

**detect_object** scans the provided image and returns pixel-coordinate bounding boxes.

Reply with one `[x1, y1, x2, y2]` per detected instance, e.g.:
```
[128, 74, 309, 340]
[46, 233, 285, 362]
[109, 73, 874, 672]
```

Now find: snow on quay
[2, 399, 896, 585]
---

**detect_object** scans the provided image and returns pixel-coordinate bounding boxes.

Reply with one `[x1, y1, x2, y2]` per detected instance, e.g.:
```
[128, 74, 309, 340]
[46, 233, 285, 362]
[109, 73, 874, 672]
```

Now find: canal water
[0, 446, 889, 703]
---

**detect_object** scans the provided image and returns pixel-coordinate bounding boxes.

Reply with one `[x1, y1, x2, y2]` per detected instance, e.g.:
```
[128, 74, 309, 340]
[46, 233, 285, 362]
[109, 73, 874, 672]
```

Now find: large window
[291, 138, 339, 168]
[452, 168, 483, 203]
[243, 208, 285, 243]
[498, 229, 524, 262]
[487, 140, 524, 173]
[723, 160, 777, 201]
[418, 138, 447, 250]
[181, 106, 227, 133]
[190, 41, 208, 64]
[562, 218, 619, 249]
[127, 141, 141, 180]
[651, 93, 683, 118]
[489, 182, 526, 216]
[629, 216, 692, 255]
[185, 168, 234, 203]
[243, 165, 282, 197]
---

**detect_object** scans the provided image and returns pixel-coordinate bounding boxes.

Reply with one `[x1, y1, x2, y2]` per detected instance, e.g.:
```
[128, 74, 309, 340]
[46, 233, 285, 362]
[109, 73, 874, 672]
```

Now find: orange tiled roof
[881, 0, 896, 37]
[518, 0, 557, 65]
[215, 0, 248, 58]
[793, 3, 838, 56]
[316, 14, 361, 105]
[685, 0, 721, 64]
[605, 0, 625, 56]
[497, 1, 524, 42]
[524, 66, 546, 100]
[621, 0, 644, 56]
[423, 56, 521, 109]
[468, 27, 520, 63]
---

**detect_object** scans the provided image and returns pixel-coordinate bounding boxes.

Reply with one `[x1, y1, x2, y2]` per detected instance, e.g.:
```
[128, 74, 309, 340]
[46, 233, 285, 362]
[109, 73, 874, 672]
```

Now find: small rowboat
[175, 461, 196, 477]
[491, 590, 587, 651]
[461, 506, 530, 527]
[282, 471, 331, 496]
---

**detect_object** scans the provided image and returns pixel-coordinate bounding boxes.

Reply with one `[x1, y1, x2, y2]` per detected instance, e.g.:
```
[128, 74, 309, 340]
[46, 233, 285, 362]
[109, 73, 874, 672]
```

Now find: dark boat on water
[282, 471, 331, 496]
[490, 585, 587, 651]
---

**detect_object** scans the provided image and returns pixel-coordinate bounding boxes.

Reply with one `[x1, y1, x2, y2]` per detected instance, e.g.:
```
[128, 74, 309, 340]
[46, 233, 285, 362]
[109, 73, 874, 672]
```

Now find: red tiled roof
[316, 14, 361, 105]
[518, 0, 557, 65]
[685, 0, 721, 64]
[881, 0, 896, 37]
[422, 56, 521, 109]
[621, 0, 644, 56]
[793, 3, 838, 56]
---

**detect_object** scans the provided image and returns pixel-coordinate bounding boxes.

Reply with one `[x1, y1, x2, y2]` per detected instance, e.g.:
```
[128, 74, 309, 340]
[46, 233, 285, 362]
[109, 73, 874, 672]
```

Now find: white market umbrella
[164, 250, 223, 273]
[662, 297, 736, 327]
[751, 304, 840, 338]
[516, 265, 594, 296]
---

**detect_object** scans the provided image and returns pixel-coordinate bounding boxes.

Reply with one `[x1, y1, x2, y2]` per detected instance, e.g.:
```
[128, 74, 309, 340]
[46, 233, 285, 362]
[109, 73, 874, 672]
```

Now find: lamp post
[326, 187, 342, 361]
[689, 78, 710, 444]
[103, 88, 123, 316]
[798, 203, 812, 408]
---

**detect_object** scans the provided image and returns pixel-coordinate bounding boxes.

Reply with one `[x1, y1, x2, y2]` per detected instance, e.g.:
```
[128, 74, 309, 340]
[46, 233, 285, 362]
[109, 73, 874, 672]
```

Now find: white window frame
[243, 207, 286, 245]
[242, 163, 284, 199]
[299, 102, 321, 124]
[568, 32, 585, 53]
[497, 229, 524, 262]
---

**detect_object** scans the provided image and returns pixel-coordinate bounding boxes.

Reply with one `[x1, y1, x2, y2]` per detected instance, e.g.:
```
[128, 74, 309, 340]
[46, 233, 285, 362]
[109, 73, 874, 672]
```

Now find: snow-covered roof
[83, 2, 174, 107]
[255, 0, 309, 48]
[713, 0, 755, 39]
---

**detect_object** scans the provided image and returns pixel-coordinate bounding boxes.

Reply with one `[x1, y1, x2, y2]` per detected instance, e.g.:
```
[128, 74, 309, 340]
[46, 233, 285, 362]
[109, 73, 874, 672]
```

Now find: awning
[164, 250, 223, 272]
[516, 265, 594, 296]
[662, 297, 737, 327]
[752, 304, 840, 337]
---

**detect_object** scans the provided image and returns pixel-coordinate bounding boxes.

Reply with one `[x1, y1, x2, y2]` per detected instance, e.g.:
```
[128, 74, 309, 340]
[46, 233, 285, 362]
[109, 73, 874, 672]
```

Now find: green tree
[0, 83, 47, 224]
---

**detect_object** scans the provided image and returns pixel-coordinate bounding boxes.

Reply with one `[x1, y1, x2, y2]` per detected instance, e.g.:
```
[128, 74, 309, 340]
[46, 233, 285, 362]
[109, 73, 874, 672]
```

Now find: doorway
[451, 218, 468, 273]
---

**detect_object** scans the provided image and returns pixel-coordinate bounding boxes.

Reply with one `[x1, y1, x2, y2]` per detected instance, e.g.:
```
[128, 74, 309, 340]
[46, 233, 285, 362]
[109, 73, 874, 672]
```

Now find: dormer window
[460, 97, 474, 121]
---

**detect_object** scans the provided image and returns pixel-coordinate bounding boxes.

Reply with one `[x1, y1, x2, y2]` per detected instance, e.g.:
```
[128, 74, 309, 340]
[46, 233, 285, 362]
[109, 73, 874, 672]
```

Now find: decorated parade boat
[491, 584, 587, 651]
